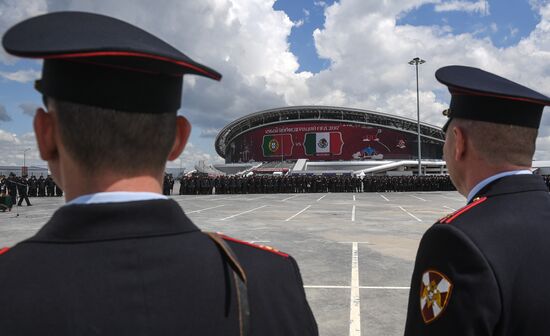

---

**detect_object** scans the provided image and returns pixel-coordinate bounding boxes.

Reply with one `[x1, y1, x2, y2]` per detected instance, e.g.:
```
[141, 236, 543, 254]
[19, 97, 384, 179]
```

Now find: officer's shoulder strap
[438, 196, 488, 224]
[0, 247, 10, 255]
[204, 232, 249, 336]
[217, 233, 289, 258]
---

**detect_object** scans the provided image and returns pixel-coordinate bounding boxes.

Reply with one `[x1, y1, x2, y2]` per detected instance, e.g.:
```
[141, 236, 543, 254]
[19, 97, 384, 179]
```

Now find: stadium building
[214, 106, 447, 176]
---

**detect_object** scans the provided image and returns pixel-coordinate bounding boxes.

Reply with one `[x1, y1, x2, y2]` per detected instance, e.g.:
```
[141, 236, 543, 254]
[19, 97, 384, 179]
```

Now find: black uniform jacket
[404, 174, 550, 335]
[0, 199, 318, 336]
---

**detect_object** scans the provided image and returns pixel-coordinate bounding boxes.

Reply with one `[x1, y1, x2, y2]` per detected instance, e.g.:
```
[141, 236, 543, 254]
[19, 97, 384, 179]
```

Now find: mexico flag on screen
[304, 132, 344, 155]
[262, 134, 294, 157]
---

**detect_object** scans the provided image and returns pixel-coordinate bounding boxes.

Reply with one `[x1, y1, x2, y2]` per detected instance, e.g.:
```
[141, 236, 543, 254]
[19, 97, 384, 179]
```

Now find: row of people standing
[0, 174, 63, 212]
[178, 174, 459, 195]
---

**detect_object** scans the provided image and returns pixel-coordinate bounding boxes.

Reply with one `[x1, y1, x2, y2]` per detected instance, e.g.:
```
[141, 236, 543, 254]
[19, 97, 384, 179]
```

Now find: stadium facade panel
[216, 106, 445, 163]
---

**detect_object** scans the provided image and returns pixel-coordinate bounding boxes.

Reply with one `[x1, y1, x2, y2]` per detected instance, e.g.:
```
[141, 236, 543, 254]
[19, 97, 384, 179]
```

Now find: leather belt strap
[205, 232, 250, 336]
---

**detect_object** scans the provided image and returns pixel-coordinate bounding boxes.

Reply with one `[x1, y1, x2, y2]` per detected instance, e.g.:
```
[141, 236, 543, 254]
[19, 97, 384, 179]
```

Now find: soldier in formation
[176, 174, 461, 195]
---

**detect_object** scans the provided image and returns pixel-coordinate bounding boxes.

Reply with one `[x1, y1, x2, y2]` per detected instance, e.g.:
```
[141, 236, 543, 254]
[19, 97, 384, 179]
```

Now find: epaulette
[218, 233, 289, 258]
[438, 196, 488, 224]
[0, 247, 10, 255]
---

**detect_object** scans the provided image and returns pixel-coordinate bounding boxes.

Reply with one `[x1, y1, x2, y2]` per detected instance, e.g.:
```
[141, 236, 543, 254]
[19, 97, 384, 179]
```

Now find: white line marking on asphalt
[410, 195, 427, 201]
[379, 194, 390, 202]
[303, 285, 410, 290]
[352, 205, 356, 222]
[209, 197, 234, 201]
[441, 195, 464, 201]
[338, 242, 371, 244]
[220, 205, 267, 221]
[285, 205, 311, 221]
[281, 195, 299, 202]
[249, 240, 271, 244]
[304, 285, 350, 289]
[398, 206, 422, 222]
[353, 195, 356, 201]
[349, 242, 361, 336]
[444, 205, 457, 211]
[316, 194, 328, 202]
[186, 205, 225, 214]
[361, 286, 410, 290]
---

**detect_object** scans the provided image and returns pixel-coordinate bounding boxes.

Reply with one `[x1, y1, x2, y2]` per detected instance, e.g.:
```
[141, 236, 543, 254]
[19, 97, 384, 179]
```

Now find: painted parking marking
[220, 205, 267, 221]
[410, 195, 427, 201]
[186, 204, 225, 214]
[316, 194, 328, 202]
[352, 205, 356, 222]
[349, 242, 361, 336]
[285, 205, 311, 221]
[378, 194, 390, 202]
[398, 206, 422, 222]
[304, 285, 410, 290]
[281, 195, 299, 202]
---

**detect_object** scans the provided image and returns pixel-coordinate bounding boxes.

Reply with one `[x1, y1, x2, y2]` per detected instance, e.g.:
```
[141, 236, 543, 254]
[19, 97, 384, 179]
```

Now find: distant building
[0, 165, 49, 177]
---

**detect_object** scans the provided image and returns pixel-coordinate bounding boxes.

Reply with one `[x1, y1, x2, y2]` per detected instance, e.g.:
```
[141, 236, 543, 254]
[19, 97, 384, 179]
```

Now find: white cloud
[529, 0, 550, 11]
[167, 142, 223, 169]
[0, 69, 41, 83]
[0, 130, 40, 166]
[199, 128, 221, 138]
[0, 104, 11, 121]
[0, 0, 48, 64]
[434, 0, 490, 16]
[294, 19, 305, 28]
[314, 1, 328, 8]
[1, 0, 549, 166]
[19, 103, 40, 117]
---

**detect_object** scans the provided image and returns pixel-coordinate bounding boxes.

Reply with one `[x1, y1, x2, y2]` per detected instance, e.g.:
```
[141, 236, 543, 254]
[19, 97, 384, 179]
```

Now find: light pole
[408, 57, 425, 176]
[23, 147, 31, 167]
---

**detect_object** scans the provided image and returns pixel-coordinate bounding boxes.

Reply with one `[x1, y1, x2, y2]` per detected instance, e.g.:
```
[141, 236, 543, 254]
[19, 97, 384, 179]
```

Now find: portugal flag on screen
[304, 132, 344, 155]
[262, 134, 293, 157]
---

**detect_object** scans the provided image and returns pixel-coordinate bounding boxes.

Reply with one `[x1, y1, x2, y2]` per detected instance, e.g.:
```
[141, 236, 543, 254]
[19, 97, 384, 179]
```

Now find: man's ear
[33, 108, 58, 161]
[452, 125, 466, 161]
[167, 115, 191, 161]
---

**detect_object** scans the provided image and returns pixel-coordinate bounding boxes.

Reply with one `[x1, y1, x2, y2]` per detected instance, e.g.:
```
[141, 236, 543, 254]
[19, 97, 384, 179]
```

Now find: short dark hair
[455, 118, 537, 166]
[49, 98, 177, 175]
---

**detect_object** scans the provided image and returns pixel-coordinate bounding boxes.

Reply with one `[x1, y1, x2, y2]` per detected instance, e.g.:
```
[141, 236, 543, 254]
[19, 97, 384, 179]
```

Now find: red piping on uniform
[0, 247, 10, 255]
[444, 197, 487, 224]
[35, 51, 220, 80]
[450, 87, 549, 105]
[219, 234, 289, 258]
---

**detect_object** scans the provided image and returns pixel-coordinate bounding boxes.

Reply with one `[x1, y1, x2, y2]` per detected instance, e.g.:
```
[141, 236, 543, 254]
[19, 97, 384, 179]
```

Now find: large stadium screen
[226, 122, 421, 162]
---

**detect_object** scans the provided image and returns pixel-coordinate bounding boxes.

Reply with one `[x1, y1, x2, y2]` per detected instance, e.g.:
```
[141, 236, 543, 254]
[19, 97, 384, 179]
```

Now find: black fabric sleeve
[288, 255, 319, 336]
[404, 224, 501, 336]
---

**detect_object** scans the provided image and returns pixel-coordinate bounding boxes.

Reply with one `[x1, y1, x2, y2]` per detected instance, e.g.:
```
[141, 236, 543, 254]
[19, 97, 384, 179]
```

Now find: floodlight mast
[408, 57, 426, 176]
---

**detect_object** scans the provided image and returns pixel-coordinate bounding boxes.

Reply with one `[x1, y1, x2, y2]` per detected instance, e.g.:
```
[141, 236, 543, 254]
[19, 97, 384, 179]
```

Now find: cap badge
[420, 270, 453, 324]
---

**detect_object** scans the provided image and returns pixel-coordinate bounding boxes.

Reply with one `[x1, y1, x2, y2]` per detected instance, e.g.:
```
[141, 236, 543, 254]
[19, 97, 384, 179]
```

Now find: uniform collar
[66, 191, 167, 205]
[28, 199, 199, 243]
[468, 173, 547, 203]
[466, 170, 532, 203]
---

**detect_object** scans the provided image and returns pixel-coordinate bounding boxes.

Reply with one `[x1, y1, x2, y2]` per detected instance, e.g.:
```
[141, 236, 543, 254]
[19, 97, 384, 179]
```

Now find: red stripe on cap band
[450, 87, 549, 106]
[34, 51, 220, 80]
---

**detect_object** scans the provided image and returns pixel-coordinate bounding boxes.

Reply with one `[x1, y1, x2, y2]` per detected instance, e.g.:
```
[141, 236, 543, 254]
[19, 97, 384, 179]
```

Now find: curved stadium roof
[215, 105, 445, 158]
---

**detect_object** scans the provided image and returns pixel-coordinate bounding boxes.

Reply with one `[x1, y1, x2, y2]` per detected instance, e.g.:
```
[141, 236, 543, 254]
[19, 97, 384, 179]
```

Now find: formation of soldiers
[178, 174, 460, 195]
[0, 173, 63, 211]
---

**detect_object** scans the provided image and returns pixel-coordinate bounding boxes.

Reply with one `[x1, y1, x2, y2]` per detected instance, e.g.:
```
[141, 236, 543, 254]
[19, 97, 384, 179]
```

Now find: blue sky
[0, 0, 549, 168]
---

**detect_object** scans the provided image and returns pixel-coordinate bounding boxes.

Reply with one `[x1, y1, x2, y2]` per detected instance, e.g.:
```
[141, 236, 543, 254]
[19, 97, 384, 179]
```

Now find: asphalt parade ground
[0, 190, 467, 336]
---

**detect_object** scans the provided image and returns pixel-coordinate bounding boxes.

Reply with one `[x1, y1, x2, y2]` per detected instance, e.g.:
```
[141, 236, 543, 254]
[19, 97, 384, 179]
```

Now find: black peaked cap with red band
[2, 11, 222, 114]
[436, 65, 550, 132]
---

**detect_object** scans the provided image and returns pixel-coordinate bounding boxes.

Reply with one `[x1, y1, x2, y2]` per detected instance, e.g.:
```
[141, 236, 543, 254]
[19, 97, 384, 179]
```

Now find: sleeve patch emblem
[420, 270, 453, 324]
